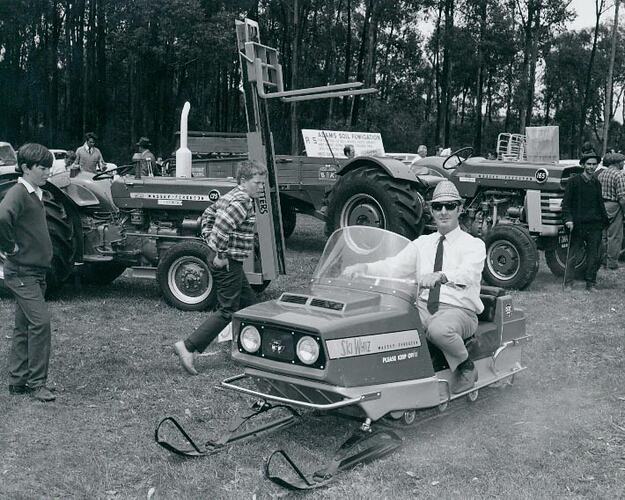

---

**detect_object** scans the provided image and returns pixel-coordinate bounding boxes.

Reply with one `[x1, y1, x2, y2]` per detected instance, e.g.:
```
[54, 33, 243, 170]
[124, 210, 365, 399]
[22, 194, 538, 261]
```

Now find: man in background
[417, 145, 428, 159]
[75, 132, 106, 173]
[562, 152, 609, 290]
[597, 152, 625, 270]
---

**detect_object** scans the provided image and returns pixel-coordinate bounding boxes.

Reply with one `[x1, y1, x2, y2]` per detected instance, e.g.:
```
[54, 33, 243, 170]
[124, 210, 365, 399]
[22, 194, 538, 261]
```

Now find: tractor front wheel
[544, 237, 586, 278]
[483, 224, 538, 290]
[157, 241, 216, 311]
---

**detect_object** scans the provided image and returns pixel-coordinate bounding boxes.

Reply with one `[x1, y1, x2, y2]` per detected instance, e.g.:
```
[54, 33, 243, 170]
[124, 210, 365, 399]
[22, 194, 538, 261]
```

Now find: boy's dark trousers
[567, 223, 603, 285]
[4, 261, 51, 389]
[185, 257, 256, 353]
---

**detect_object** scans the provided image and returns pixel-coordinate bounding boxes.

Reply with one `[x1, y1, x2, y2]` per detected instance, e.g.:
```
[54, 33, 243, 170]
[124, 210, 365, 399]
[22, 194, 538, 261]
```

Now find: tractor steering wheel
[92, 164, 135, 180]
[442, 146, 474, 170]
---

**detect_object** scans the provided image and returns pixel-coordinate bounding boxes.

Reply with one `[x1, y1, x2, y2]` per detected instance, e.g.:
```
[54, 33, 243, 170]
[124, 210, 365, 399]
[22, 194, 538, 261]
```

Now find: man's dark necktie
[427, 235, 445, 314]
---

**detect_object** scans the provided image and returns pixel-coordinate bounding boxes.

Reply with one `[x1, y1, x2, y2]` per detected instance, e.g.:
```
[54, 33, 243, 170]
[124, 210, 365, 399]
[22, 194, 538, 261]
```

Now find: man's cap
[136, 137, 151, 148]
[580, 151, 601, 165]
[602, 152, 625, 166]
[431, 180, 462, 202]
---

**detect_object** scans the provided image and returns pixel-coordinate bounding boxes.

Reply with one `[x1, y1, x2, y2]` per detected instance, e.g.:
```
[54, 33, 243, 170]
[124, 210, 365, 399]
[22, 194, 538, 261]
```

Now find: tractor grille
[540, 192, 564, 226]
[253, 377, 343, 406]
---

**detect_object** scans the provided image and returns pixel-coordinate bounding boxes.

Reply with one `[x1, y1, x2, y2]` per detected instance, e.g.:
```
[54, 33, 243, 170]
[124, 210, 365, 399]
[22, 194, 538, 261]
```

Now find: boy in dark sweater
[0, 143, 56, 401]
[561, 152, 609, 291]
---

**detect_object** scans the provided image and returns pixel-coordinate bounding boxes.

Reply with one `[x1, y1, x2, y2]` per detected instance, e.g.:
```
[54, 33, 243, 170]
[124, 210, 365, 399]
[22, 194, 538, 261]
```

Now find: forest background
[0, 0, 623, 164]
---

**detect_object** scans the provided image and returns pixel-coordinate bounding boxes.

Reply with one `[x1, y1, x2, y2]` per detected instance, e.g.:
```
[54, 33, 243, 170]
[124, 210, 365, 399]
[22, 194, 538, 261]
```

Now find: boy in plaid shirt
[174, 161, 267, 374]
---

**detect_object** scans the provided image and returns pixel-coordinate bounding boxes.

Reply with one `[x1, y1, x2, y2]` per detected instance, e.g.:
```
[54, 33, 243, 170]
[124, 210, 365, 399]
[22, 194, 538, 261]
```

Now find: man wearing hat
[562, 152, 609, 290]
[345, 180, 486, 394]
[597, 152, 625, 270]
[134, 137, 157, 176]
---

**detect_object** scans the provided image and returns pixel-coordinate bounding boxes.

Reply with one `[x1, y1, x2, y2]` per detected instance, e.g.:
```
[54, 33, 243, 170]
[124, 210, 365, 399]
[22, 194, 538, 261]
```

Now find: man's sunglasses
[431, 201, 460, 211]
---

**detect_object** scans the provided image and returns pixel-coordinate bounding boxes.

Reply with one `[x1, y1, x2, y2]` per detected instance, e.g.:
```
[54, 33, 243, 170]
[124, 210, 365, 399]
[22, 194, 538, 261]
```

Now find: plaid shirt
[597, 168, 625, 202]
[201, 185, 255, 262]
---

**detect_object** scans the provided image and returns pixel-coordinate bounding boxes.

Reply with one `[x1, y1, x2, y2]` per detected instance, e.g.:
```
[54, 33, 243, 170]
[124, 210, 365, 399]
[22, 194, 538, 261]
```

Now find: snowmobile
[155, 226, 529, 490]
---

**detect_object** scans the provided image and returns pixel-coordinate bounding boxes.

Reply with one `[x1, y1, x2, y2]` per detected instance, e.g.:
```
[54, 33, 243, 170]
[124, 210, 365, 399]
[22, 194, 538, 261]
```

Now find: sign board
[301, 129, 385, 158]
[526, 126, 559, 163]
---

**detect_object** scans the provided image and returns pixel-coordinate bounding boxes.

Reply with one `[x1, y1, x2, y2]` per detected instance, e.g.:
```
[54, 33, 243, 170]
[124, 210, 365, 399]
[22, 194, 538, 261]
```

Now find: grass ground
[1, 216, 625, 499]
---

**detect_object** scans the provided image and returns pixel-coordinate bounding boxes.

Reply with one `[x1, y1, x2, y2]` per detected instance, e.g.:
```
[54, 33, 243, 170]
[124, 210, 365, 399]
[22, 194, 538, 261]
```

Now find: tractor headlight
[240, 325, 261, 353]
[296, 336, 319, 365]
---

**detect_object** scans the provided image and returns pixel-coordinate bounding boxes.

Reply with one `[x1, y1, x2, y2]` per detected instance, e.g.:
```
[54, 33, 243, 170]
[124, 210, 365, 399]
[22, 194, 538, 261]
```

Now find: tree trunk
[350, 0, 373, 126]
[577, 0, 604, 154]
[473, 0, 487, 155]
[602, 0, 620, 155]
[441, 0, 454, 147]
[290, 0, 299, 154]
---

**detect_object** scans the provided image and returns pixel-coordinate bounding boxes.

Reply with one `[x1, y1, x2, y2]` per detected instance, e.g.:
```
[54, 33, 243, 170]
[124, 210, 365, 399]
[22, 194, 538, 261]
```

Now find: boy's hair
[16, 143, 53, 172]
[236, 160, 267, 183]
[85, 132, 97, 141]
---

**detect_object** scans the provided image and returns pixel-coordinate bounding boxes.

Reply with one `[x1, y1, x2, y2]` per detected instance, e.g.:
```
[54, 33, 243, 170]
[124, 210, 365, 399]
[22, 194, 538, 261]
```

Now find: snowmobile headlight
[296, 336, 319, 365]
[240, 326, 261, 353]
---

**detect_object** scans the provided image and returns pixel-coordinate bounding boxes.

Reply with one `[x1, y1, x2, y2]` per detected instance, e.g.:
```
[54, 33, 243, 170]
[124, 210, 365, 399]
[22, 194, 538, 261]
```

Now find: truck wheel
[0, 177, 77, 297]
[544, 244, 586, 278]
[157, 241, 216, 311]
[281, 202, 297, 239]
[80, 262, 127, 285]
[325, 165, 425, 240]
[483, 225, 538, 290]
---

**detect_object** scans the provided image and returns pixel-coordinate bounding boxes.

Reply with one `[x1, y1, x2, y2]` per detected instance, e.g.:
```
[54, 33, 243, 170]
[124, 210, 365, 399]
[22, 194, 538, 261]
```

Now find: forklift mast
[234, 18, 377, 280]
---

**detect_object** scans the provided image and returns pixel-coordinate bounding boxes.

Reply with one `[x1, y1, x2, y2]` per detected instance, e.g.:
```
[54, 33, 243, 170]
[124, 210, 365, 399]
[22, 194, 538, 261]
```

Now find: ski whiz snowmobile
[155, 226, 529, 490]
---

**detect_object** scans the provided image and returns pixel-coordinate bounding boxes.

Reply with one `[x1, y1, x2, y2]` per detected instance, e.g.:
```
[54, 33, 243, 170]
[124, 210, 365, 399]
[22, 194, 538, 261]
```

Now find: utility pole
[603, 0, 621, 155]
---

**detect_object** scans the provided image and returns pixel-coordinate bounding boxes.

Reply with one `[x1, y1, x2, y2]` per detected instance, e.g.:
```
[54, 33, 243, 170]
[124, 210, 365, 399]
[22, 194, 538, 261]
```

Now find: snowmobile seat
[427, 286, 506, 372]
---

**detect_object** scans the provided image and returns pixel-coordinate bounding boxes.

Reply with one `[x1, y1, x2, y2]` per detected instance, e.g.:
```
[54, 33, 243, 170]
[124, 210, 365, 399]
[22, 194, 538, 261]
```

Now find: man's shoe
[585, 283, 597, 292]
[8, 385, 30, 395]
[608, 263, 619, 270]
[174, 341, 198, 375]
[30, 387, 56, 402]
[452, 360, 478, 394]
[564, 281, 576, 290]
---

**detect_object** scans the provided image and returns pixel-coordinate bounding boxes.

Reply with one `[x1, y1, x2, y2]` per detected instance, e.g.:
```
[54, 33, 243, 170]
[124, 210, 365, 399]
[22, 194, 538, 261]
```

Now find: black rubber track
[324, 165, 426, 240]
[483, 224, 538, 290]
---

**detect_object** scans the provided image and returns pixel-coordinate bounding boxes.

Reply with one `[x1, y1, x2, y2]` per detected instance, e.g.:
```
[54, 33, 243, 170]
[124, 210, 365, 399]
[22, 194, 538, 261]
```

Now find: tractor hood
[451, 157, 583, 197]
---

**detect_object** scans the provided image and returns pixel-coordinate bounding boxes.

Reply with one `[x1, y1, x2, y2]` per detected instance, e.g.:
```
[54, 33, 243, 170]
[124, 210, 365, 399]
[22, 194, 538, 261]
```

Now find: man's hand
[565, 221, 574, 231]
[212, 255, 229, 270]
[420, 272, 445, 289]
[343, 263, 367, 278]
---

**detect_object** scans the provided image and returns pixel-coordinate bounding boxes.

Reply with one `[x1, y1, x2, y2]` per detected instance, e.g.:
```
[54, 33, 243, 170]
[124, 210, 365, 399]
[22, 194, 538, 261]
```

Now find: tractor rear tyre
[0, 177, 77, 297]
[545, 242, 586, 279]
[157, 241, 217, 311]
[80, 262, 127, 285]
[483, 224, 538, 290]
[324, 165, 425, 240]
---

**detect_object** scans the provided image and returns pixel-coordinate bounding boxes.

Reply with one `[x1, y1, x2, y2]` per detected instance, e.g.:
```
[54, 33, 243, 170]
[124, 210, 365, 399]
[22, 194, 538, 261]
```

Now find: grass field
[1, 216, 625, 499]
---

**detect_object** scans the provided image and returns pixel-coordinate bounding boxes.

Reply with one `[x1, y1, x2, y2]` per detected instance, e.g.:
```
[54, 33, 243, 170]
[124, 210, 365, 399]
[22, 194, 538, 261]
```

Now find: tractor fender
[337, 156, 444, 189]
[48, 173, 103, 207]
[337, 156, 416, 183]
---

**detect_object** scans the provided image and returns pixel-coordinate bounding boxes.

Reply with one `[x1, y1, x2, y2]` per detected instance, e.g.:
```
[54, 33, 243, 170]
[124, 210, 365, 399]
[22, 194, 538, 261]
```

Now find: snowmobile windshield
[313, 226, 420, 298]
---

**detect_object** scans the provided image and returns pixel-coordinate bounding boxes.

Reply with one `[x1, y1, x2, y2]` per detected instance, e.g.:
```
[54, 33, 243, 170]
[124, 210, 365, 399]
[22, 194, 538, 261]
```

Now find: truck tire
[157, 241, 216, 311]
[483, 224, 538, 290]
[544, 244, 586, 278]
[0, 177, 77, 297]
[324, 165, 425, 240]
[281, 201, 296, 239]
[80, 262, 127, 285]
